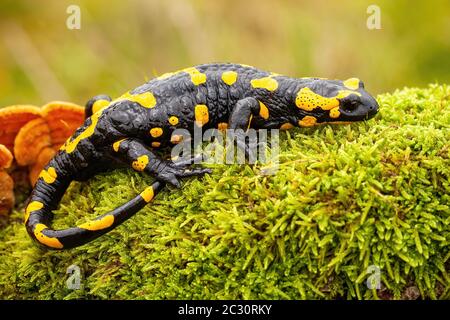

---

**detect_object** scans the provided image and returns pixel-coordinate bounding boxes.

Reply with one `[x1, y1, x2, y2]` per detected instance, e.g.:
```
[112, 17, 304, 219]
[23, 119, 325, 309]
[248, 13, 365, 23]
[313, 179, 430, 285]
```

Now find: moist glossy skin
[24, 63, 379, 250]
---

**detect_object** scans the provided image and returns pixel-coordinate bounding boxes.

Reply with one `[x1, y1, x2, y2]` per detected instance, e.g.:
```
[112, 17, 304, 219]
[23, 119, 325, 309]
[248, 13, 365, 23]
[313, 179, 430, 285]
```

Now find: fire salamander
[25, 63, 379, 249]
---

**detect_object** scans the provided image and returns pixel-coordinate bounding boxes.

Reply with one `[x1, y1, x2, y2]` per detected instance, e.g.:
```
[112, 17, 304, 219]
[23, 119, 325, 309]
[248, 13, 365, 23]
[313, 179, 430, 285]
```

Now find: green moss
[0, 84, 449, 300]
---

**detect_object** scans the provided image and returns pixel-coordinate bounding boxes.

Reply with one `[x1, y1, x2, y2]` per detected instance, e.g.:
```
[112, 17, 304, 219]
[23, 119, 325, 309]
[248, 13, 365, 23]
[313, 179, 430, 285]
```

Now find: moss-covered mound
[0, 85, 449, 300]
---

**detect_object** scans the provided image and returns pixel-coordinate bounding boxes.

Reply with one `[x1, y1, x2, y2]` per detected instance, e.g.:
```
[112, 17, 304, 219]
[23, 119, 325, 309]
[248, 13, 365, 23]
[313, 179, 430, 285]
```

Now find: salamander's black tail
[24, 172, 164, 250]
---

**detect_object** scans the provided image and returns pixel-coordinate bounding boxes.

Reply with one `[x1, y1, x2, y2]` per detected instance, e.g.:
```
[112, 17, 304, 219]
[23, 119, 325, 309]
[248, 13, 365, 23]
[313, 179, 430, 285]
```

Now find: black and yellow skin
[24, 63, 379, 250]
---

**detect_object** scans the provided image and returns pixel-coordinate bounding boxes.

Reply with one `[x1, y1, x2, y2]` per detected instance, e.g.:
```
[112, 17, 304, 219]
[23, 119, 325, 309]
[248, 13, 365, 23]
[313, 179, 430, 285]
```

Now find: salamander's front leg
[228, 97, 263, 159]
[229, 97, 261, 130]
[112, 138, 210, 187]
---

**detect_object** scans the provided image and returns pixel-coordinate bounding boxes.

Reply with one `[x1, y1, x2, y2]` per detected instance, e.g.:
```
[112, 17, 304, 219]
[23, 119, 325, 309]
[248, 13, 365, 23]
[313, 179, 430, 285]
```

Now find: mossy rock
[0, 84, 449, 299]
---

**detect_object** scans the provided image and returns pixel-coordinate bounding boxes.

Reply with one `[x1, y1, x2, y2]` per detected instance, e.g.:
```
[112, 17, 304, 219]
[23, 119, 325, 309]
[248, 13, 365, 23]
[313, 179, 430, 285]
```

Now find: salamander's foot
[172, 154, 205, 167]
[155, 158, 211, 188]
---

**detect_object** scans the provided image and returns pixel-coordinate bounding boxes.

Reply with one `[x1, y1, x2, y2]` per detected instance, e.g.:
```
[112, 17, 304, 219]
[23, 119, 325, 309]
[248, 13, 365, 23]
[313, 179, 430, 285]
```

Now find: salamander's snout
[338, 91, 379, 121]
[366, 96, 379, 119]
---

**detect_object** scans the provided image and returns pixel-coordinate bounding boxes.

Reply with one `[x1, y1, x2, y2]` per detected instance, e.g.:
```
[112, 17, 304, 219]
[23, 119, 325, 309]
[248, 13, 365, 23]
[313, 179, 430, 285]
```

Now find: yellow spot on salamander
[132, 155, 149, 172]
[221, 71, 238, 85]
[24, 201, 44, 223]
[150, 127, 163, 138]
[195, 104, 209, 127]
[92, 99, 110, 114]
[113, 138, 126, 152]
[295, 87, 361, 111]
[259, 101, 269, 119]
[118, 91, 157, 108]
[151, 142, 161, 148]
[183, 67, 207, 85]
[298, 116, 317, 127]
[170, 134, 184, 144]
[140, 186, 154, 202]
[60, 110, 102, 153]
[330, 107, 340, 119]
[295, 87, 338, 111]
[217, 122, 228, 132]
[39, 167, 57, 184]
[336, 90, 361, 99]
[33, 223, 63, 249]
[280, 123, 294, 130]
[78, 215, 114, 231]
[168, 116, 179, 126]
[343, 78, 360, 90]
[250, 77, 278, 91]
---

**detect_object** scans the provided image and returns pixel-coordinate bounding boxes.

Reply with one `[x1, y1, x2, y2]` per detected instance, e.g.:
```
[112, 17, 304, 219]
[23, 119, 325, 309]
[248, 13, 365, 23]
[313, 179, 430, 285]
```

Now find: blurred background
[0, 0, 449, 107]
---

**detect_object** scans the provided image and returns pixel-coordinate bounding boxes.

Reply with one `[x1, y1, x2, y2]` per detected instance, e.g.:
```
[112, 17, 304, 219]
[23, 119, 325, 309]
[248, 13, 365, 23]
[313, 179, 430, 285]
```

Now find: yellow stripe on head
[295, 87, 361, 112]
[295, 87, 338, 111]
[343, 78, 360, 90]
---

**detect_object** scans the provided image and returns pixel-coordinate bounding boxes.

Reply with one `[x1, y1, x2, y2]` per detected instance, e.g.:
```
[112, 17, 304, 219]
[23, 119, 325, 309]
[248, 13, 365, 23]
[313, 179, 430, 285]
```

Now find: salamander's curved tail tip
[25, 181, 164, 250]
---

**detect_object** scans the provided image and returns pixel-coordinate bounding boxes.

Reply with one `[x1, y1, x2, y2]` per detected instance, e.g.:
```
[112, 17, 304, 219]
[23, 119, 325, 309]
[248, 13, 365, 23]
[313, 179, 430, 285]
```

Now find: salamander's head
[293, 78, 379, 125]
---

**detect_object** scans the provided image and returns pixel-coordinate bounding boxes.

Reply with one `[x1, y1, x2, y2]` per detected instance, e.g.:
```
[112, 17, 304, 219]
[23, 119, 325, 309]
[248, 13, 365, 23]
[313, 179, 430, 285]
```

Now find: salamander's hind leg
[85, 94, 112, 119]
[111, 138, 211, 188]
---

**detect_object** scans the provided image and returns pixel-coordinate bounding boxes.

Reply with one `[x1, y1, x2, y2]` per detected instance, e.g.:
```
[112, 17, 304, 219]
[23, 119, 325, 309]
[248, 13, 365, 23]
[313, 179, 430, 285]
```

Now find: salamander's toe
[179, 167, 212, 177]
[169, 176, 182, 188]
[172, 154, 205, 167]
[156, 161, 211, 188]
